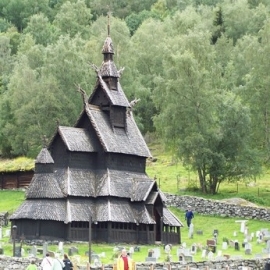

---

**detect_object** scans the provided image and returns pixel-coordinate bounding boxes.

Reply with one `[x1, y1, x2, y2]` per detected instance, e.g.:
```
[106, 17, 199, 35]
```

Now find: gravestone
[184, 255, 193, 262]
[234, 241, 240, 251]
[69, 246, 79, 256]
[178, 253, 185, 263]
[266, 240, 270, 253]
[207, 251, 214, 260]
[134, 246, 140, 252]
[222, 242, 228, 250]
[14, 246, 21, 257]
[31, 246, 37, 257]
[201, 249, 206, 258]
[190, 244, 197, 255]
[153, 248, 160, 259]
[188, 223, 194, 239]
[42, 242, 48, 257]
[145, 257, 156, 263]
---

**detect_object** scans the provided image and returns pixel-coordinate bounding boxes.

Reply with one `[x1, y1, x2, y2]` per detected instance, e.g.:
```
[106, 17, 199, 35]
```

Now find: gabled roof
[27, 173, 65, 199]
[96, 78, 130, 107]
[10, 199, 67, 221]
[96, 169, 154, 200]
[10, 197, 156, 225]
[163, 207, 183, 227]
[146, 191, 159, 205]
[58, 126, 97, 152]
[85, 105, 151, 157]
[36, 148, 54, 164]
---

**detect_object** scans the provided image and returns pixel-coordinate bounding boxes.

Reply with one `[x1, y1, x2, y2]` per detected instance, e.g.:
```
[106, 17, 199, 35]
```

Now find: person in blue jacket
[185, 208, 194, 228]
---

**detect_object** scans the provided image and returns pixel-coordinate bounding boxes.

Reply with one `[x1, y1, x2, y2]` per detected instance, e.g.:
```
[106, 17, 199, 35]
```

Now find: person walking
[52, 254, 65, 270]
[26, 260, 37, 270]
[117, 249, 133, 270]
[41, 253, 53, 270]
[63, 254, 73, 270]
[185, 208, 194, 228]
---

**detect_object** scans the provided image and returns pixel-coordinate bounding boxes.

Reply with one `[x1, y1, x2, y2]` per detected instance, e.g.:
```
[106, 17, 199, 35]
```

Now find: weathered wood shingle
[58, 126, 97, 152]
[85, 105, 151, 157]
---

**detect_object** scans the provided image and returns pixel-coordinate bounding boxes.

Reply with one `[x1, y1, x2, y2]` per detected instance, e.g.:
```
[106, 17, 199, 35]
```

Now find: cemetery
[1, 193, 270, 269]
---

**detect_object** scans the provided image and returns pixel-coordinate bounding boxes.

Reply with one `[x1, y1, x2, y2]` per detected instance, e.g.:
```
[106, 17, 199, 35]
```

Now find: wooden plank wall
[0, 171, 33, 189]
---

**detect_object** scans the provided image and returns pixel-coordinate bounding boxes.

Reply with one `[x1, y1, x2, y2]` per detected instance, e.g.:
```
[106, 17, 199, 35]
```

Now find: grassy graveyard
[0, 203, 270, 264]
[0, 141, 270, 264]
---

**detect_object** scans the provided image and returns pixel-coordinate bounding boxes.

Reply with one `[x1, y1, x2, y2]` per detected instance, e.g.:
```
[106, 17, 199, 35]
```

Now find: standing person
[26, 260, 38, 270]
[41, 253, 53, 270]
[185, 208, 194, 228]
[63, 254, 73, 270]
[117, 249, 133, 270]
[52, 254, 65, 270]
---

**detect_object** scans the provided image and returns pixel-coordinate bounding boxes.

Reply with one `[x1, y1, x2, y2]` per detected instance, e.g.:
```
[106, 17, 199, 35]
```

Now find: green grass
[146, 142, 270, 207]
[0, 190, 25, 214]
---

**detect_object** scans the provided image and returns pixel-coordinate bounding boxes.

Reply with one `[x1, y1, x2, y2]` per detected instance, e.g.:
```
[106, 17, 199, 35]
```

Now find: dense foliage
[0, 0, 269, 193]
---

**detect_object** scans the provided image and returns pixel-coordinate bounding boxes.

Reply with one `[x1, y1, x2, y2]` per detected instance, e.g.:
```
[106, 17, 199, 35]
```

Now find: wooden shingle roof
[27, 173, 64, 199]
[97, 78, 130, 107]
[10, 200, 67, 221]
[95, 169, 154, 200]
[163, 207, 183, 227]
[10, 197, 156, 224]
[58, 126, 97, 152]
[35, 148, 54, 164]
[85, 105, 151, 157]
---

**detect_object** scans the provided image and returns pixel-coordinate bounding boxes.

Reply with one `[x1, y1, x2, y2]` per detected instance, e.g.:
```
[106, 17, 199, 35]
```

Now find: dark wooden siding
[50, 136, 68, 167]
[69, 152, 97, 169]
[0, 171, 33, 189]
[106, 153, 146, 172]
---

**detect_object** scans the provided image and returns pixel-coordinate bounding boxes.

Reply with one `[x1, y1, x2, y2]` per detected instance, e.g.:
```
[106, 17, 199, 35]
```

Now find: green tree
[153, 30, 260, 194]
[53, 0, 92, 38]
[23, 13, 59, 46]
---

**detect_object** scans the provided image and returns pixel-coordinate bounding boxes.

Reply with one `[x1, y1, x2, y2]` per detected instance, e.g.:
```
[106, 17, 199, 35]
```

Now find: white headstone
[222, 242, 228, 250]
[201, 249, 206, 258]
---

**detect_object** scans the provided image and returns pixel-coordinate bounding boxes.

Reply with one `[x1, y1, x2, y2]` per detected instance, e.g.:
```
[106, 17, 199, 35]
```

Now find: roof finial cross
[107, 6, 112, 37]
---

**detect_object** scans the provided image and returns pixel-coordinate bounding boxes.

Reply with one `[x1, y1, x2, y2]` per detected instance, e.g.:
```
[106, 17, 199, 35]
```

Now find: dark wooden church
[10, 29, 183, 244]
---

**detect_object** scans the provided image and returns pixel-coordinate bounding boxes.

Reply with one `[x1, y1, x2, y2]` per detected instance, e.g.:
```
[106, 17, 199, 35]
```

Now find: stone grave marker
[31, 245, 37, 257]
[184, 255, 193, 262]
[266, 240, 270, 253]
[222, 241, 228, 250]
[42, 242, 48, 257]
[69, 246, 79, 256]
[188, 223, 194, 239]
[207, 251, 214, 260]
[201, 249, 206, 259]
[145, 249, 157, 262]
[234, 241, 240, 251]
[190, 244, 197, 255]
[153, 248, 160, 259]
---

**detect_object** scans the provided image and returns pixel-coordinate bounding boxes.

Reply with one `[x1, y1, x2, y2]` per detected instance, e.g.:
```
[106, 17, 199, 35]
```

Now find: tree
[152, 30, 260, 194]
[53, 0, 92, 38]
[23, 13, 59, 46]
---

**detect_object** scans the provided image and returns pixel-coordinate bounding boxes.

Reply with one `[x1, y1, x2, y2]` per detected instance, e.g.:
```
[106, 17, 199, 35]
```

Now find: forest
[0, 0, 270, 194]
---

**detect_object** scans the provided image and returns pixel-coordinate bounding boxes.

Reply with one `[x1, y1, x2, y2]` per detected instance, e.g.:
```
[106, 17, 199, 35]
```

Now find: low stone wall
[0, 256, 269, 270]
[165, 194, 270, 221]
